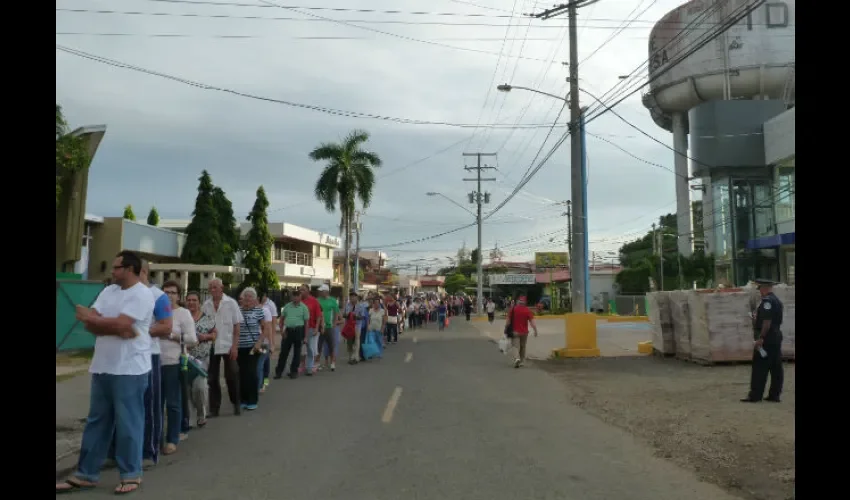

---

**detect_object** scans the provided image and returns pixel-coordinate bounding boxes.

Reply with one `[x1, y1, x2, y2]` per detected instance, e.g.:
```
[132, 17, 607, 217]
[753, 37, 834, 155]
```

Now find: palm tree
[309, 130, 382, 294]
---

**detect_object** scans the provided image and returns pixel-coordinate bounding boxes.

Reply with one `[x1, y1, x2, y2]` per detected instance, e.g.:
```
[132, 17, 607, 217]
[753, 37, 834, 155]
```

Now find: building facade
[692, 100, 795, 286]
[240, 222, 340, 288]
[86, 217, 187, 282]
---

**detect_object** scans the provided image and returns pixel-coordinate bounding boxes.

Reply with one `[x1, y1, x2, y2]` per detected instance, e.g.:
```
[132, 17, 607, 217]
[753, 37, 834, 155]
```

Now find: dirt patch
[537, 356, 795, 500]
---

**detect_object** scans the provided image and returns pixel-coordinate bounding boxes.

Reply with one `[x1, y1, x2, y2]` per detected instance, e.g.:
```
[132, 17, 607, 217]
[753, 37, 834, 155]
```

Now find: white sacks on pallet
[686, 287, 796, 363]
[687, 290, 754, 362]
[668, 290, 692, 359]
[647, 292, 675, 354]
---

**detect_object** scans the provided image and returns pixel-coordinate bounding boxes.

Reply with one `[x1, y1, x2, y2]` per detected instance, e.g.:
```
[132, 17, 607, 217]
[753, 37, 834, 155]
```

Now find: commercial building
[642, 0, 795, 286]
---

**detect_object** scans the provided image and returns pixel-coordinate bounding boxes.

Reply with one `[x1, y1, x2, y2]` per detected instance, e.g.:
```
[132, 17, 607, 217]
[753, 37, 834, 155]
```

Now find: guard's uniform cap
[754, 279, 776, 287]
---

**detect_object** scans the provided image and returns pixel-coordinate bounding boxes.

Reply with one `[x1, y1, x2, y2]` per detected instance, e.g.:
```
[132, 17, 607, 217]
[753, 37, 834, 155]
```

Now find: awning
[535, 269, 571, 283]
[746, 232, 795, 250]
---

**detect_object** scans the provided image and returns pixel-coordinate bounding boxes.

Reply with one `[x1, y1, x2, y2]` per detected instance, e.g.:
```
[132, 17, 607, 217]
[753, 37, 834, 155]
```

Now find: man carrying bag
[504, 296, 538, 368]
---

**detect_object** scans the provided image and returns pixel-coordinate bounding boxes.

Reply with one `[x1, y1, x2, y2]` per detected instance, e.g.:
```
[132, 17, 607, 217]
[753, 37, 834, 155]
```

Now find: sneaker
[245, 404, 258, 411]
[514, 359, 521, 368]
[330, 362, 336, 371]
[179, 433, 189, 441]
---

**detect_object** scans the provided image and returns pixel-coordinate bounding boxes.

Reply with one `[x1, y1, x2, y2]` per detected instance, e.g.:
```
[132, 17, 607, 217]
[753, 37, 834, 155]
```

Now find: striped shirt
[239, 306, 269, 349]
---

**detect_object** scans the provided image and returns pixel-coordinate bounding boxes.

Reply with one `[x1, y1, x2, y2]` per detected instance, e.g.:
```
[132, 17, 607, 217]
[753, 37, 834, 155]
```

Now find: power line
[579, 0, 659, 65]
[55, 45, 571, 130]
[253, 0, 556, 64]
[56, 7, 794, 27]
[463, 0, 521, 154]
[53, 32, 592, 41]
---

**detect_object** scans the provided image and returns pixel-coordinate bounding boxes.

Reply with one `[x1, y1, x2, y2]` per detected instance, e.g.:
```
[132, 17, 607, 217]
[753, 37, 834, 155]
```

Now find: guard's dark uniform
[746, 281, 784, 402]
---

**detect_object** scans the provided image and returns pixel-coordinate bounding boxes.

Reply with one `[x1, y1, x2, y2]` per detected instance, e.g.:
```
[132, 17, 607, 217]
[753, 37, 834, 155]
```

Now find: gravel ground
[537, 356, 795, 500]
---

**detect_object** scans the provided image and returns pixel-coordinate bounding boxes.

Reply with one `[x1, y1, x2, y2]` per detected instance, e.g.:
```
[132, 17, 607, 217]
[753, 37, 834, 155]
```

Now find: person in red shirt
[298, 284, 324, 376]
[505, 295, 538, 368]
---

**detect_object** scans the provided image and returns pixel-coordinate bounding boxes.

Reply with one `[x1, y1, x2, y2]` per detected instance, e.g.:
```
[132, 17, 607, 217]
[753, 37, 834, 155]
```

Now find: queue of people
[57, 250, 437, 495]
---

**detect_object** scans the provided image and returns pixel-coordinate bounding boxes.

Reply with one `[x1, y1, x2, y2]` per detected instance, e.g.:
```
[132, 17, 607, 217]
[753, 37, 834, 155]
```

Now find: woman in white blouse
[160, 280, 197, 455]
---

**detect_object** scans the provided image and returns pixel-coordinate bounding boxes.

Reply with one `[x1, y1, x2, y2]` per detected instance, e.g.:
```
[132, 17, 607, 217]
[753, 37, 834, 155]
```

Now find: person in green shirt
[274, 293, 310, 379]
[316, 284, 342, 371]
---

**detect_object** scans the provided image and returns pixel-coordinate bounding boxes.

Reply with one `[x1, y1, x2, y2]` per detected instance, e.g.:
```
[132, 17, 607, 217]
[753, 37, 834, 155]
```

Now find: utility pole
[564, 200, 572, 255]
[656, 224, 665, 292]
[463, 152, 497, 315]
[353, 211, 362, 294]
[531, 0, 592, 313]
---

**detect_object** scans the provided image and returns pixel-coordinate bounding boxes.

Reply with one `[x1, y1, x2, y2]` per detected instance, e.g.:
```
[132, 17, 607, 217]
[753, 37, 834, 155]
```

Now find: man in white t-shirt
[56, 251, 155, 495]
[259, 291, 278, 392]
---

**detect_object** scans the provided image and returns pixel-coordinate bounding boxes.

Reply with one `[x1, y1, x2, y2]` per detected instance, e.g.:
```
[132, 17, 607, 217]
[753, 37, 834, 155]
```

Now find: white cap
[318, 284, 330, 292]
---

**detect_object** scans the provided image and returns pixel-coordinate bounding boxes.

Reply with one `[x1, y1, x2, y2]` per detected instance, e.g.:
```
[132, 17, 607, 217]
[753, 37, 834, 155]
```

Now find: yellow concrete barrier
[557, 313, 601, 358]
[637, 341, 653, 354]
[605, 315, 649, 323]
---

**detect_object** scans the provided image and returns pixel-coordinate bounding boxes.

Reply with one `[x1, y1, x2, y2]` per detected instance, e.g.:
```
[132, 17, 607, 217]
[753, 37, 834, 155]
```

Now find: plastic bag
[362, 330, 383, 359]
[498, 337, 510, 354]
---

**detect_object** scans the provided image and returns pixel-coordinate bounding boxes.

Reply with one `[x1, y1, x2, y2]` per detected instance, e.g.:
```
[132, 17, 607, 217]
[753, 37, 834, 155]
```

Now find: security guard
[741, 279, 784, 403]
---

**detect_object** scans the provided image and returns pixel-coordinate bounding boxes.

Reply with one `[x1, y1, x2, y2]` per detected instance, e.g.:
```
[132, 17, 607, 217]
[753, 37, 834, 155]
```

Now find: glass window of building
[775, 164, 795, 223]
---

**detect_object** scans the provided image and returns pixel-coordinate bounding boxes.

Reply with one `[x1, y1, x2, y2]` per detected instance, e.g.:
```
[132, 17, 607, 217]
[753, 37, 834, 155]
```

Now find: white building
[160, 218, 340, 288]
[240, 222, 340, 288]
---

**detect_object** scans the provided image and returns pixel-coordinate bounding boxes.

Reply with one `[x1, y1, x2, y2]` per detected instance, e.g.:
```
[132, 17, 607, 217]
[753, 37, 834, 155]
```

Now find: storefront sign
[488, 273, 536, 285]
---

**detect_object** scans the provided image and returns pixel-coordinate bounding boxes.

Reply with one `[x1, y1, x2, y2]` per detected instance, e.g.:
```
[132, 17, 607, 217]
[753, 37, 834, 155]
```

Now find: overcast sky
[56, 0, 685, 272]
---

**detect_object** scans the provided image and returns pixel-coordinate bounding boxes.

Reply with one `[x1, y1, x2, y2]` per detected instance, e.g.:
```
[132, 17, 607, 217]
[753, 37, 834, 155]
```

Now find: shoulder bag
[504, 306, 515, 338]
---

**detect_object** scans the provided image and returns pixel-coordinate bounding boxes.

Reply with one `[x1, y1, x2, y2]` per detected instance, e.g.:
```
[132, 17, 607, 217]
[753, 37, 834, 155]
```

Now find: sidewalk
[56, 370, 90, 468]
[470, 317, 652, 359]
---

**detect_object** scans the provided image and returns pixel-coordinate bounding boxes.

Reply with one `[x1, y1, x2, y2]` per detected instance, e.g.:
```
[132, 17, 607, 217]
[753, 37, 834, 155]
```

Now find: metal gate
[56, 280, 105, 352]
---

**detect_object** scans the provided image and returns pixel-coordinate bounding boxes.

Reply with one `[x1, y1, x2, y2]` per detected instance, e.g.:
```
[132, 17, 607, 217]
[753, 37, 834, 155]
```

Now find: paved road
[62, 322, 735, 500]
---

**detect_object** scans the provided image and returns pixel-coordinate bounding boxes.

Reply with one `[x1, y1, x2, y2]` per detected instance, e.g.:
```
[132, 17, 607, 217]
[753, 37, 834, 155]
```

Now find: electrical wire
[55, 45, 571, 130]
[582, 0, 727, 119]
[579, 0, 658, 65]
[462, 0, 520, 154]
[253, 0, 556, 64]
[482, 1, 765, 225]
[57, 7, 793, 28]
[586, 1, 767, 126]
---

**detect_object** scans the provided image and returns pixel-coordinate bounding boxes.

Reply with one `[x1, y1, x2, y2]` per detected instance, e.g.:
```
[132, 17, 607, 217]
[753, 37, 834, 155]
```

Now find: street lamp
[496, 80, 593, 313]
[426, 192, 476, 217]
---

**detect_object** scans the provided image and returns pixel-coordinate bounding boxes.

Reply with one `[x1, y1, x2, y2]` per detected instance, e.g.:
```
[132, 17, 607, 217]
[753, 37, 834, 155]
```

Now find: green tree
[309, 129, 382, 294]
[444, 272, 469, 294]
[242, 186, 279, 293]
[212, 186, 240, 265]
[56, 104, 89, 210]
[146, 206, 160, 226]
[123, 205, 136, 221]
[470, 248, 481, 267]
[181, 170, 223, 265]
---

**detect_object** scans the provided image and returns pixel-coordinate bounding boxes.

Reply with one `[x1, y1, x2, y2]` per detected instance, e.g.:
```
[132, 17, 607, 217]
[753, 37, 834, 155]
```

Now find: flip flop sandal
[114, 480, 141, 495]
[56, 478, 96, 494]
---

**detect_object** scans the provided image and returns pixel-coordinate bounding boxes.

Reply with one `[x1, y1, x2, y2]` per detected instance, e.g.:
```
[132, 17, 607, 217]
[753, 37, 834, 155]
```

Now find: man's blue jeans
[76, 373, 148, 482]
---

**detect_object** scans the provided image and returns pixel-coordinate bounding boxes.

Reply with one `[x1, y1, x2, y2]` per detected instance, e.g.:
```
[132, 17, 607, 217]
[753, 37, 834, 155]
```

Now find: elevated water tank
[643, 0, 795, 131]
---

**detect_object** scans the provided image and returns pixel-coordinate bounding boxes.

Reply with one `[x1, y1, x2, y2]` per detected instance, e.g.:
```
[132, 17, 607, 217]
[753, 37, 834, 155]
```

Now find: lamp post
[497, 80, 601, 313]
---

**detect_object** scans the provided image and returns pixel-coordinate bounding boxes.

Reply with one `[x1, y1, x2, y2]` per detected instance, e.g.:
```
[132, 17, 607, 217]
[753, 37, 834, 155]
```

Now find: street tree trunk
[342, 207, 352, 294]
